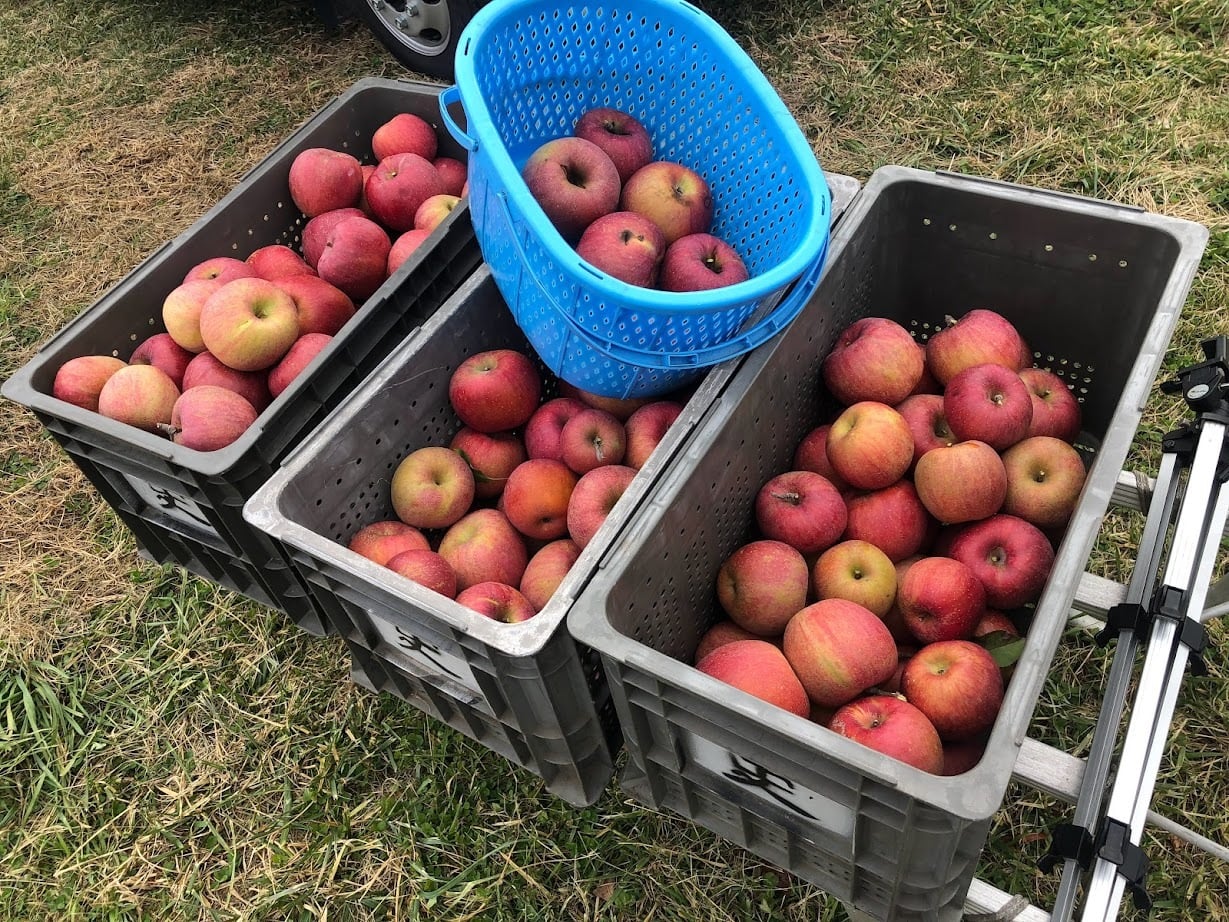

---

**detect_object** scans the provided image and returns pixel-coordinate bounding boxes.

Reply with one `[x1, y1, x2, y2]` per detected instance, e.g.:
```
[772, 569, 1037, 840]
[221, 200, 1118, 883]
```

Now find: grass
[1, 0, 1227, 919]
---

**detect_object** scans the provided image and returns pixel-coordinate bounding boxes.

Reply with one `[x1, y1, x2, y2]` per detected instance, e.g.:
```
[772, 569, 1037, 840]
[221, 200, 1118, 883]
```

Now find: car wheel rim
[367, 0, 452, 58]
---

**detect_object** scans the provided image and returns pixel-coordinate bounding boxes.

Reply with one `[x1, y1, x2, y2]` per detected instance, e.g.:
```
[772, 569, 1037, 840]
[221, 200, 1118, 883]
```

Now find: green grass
[2, 0, 1227, 920]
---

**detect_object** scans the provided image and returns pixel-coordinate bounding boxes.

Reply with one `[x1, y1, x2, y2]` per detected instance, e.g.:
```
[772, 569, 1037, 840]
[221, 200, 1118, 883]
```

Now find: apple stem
[770, 490, 802, 506]
[944, 313, 959, 327]
[593, 437, 605, 462]
[156, 423, 179, 439]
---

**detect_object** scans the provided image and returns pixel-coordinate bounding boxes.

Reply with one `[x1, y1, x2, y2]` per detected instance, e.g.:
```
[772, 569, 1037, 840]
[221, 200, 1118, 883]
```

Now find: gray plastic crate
[2, 77, 482, 636]
[567, 166, 1208, 919]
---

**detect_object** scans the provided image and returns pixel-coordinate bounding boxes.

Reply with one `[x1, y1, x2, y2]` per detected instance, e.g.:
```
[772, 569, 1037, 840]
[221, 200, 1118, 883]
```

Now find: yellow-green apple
[1002, 435, 1087, 529]
[456, 580, 536, 623]
[913, 439, 1007, 524]
[372, 112, 438, 162]
[524, 396, 588, 462]
[947, 513, 1055, 609]
[52, 355, 126, 412]
[925, 308, 1029, 385]
[275, 274, 356, 336]
[522, 136, 621, 241]
[316, 214, 392, 301]
[181, 351, 272, 413]
[660, 233, 749, 292]
[163, 385, 257, 451]
[811, 539, 897, 618]
[560, 407, 627, 474]
[1019, 366, 1082, 442]
[386, 548, 457, 599]
[448, 349, 542, 433]
[623, 399, 683, 470]
[822, 317, 924, 407]
[782, 597, 898, 707]
[573, 106, 654, 184]
[519, 538, 581, 612]
[715, 539, 809, 636]
[288, 147, 364, 217]
[754, 469, 848, 555]
[267, 332, 332, 398]
[365, 152, 447, 233]
[897, 555, 986, 644]
[826, 401, 914, 491]
[347, 520, 429, 566]
[576, 211, 666, 288]
[198, 278, 300, 372]
[450, 427, 528, 501]
[901, 639, 1004, 741]
[791, 423, 848, 491]
[414, 193, 462, 232]
[302, 207, 367, 269]
[695, 620, 777, 663]
[246, 244, 315, 281]
[96, 364, 179, 432]
[566, 463, 637, 549]
[895, 393, 955, 466]
[391, 445, 476, 530]
[183, 256, 256, 285]
[438, 509, 529, 591]
[387, 228, 432, 275]
[162, 278, 224, 353]
[827, 695, 944, 774]
[130, 333, 193, 389]
[620, 160, 713, 245]
[941, 735, 989, 776]
[502, 458, 578, 541]
[432, 156, 467, 197]
[944, 362, 1033, 450]
[558, 381, 654, 421]
[842, 479, 933, 562]
[696, 640, 811, 718]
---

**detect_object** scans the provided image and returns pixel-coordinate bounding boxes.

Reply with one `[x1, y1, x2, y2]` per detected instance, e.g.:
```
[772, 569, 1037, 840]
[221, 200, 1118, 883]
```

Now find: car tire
[353, 0, 479, 79]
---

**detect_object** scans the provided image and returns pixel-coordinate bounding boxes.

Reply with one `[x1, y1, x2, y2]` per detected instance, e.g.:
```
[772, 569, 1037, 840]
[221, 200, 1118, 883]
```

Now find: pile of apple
[693, 308, 1089, 776]
[343, 348, 686, 623]
[521, 107, 749, 292]
[49, 112, 467, 452]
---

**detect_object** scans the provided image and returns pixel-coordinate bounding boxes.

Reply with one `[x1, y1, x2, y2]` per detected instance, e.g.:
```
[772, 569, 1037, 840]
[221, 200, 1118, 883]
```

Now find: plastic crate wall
[567, 167, 1208, 920]
[3, 78, 482, 636]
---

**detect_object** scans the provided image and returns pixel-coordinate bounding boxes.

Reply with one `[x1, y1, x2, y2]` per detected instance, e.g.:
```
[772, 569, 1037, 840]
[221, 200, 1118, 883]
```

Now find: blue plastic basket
[440, 0, 832, 398]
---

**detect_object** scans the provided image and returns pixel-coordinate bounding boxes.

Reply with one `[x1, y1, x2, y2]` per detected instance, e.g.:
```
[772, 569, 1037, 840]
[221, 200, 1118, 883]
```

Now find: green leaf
[977, 631, 1025, 668]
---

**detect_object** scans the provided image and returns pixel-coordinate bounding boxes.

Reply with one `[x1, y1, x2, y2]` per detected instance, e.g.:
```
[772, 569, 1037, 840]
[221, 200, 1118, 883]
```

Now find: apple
[96, 364, 179, 432]
[390, 445, 476, 530]
[901, 639, 1004, 741]
[448, 349, 542, 433]
[316, 214, 392, 302]
[275, 274, 356, 337]
[246, 243, 315, 281]
[348, 520, 429, 566]
[162, 278, 224, 353]
[913, 439, 1008, 524]
[783, 598, 898, 707]
[524, 397, 588, 462]
[791, 424, 848, 491]
[522, 136, 621, 241]
[301, 207, 367, 270]
[560, 407, 627, 474]
[944, 363, 1033, 451]
[438, 508, 529, 591]
[566, 463, 637, 549]
[51, 355, 126, 412]
[695, 620, 776, 663]
[1019, 366, 1083, 442]
[842, 480, 932, 562]
[908, 344, 943, 397]
[754, 469, 847, 556]
[414, 193, 463, 232]
[456, 580, 537, 623]
[181, 351, 272, 413]
[573, 106, 654, 184]
[502, 458, 578, 541]
[558, 381, 654, 421]
[620, 160, 713, 245]
[371, 111, 438, 162]
[810, 539, 897, 618]
[973, 609, 1023, 684]
[822, 317, 924, 407]
[660, 233, 749, 292]
[715, 539, 810, 636]
[288, 147, 364, 217]
[357, 164, 377, 216]
[365, 152, 448, 233]
[198, 278, 300, 372]
[129, 333, 193, 389]
[386, 548, 457, 599]
[925, 308, 1029, 385]
[695, 640, 810, 719]
[183, 256, 255, 285]
[163, 385, 257, 451]
[828, 695, 944, 774]
[575, 211, 666, 288]
[941, 735, 989, 776]
[623, 400, 683, 470]
[1001, 435, 1087, 529]
[267, 332, 332, 398]
[897, 555, 986, 644]
[895, 393, 955, 465]
[520, 538, 582, 612]
[450, 428, 528, 501]
[947, 513, 1056, 609]
[826, 401, 914, 491]
[432, 156, 468, 197]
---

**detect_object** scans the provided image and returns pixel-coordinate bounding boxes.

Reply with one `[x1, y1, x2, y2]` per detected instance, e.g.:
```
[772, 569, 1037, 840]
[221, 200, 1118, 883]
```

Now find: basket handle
[438, 85, 477, 152]
[495, 192, 825, 369]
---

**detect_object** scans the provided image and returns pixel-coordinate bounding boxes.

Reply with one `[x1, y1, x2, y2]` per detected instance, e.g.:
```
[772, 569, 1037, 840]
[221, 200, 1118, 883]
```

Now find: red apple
[456, 580, 536, 623]
[129, 333, 192, 389]
[826, 401, 914, 491]
[895, 393, 955, 465]
[371, 112, 438, 162]
[822, 317, 924, 407]
[414, 193, 462, 232]
[348, 520, 429, 566]
[715, 539, 810, 637]
[432, 156, 467, 197]
[623, 400, 683, 470]
[245, 244, 315, 281]
[941, 735, 989, 776]
[365, 152, 448, 233]
[275, 274, 356, 337]
[316, 214, 392, 302]
[944, 363, 1033, 451]
[842, 480, 933, 562]
[181, 352, 272, 413]
[558, 382, 654, 421]
[1002, 435, 1087, 529]
[1019, 366, 1083, 442]
[913, 439, 1008, 524]
[791, 423, 848, 491]
[901, 639, 1004, 741]
[573, 106, 654, 184]
[897, 555, 986, 644]
[183, 256, 255, 286]
[390, 445, 476, 530]
[947, 514, 1056, 609]
[450, 428, 528, 501]
[810, 539, 897, 618]
[560, 407, 627, 474]
[566, 463, 637, 549]
[163, 385, 257, 451]
[288, 147, 364, 218]
[925, 308, 1029, 385]
[51, 355, 126, 412]
[162, 278, 224, 354]
[448, 349, 542, 433]
[524, 397, 589, 462]
[198, 278, 300, 372]
[96, 364, 179, 432]
[620, 160, 713, 245]
[660, 233, 749, 292]
[519, 538, 581, 612]
[576, 211, 666, 288]
[522, 136, 621, 241]
[696, 640, 810, 719]
[783, 598, 898, 707]
[301, 207, 367, 270]
[386, 548, 457, 599]
[438, 509, 529, 592]
[387, 228, 433, 275]
[695, 620, 776, 663]
[267, 332, 332, 398]
[502, 458, 578, 541]
[754, 470, 847, 556]
[828, 695, 944, 774]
